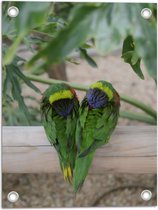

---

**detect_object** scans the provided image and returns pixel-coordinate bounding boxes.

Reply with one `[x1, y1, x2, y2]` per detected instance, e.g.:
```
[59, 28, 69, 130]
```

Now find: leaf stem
[31, 30, 54, 39]
[24, 73, 157, 120]
[120, 111, 156, 125]
[24, 73, 89, 91]
[121, 94, 157, 119]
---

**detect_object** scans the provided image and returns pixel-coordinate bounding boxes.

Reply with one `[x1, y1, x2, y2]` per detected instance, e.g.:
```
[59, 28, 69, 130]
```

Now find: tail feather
[73, 152, 94, 192]
[62, 165, 73, 184]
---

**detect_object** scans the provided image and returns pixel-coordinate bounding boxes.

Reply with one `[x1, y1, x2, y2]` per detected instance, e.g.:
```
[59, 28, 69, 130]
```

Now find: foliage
[3, 96, 41, 125]
[2, 54, 41, 124]
[122, 35, 144, 80]
[3, 2, 51, 65]
[2, 2, 157, 125]
[28, 3, 157, 80]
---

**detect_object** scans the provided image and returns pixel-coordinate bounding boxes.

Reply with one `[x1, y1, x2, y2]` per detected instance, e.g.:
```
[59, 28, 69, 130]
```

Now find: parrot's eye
[86, 88, 109, 109]
[52, 98, 74, 117]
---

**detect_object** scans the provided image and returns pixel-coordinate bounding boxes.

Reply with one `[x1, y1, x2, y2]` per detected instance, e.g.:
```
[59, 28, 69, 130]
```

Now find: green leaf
[15, 2, 50, 34]
[6, 66, 31, 125]
[27, 5, 99, 66]
[95, 5, 122, 54]
[3, 2, 50, 65]
[7, 55, 41, 93]
[3, 54, 41, 124]
[66, 57, 80, 65]
[13, 66, 41, 94]
[122, 35, 144, 80]
[4, 34, 24, 65]
[79, 48, 97, 68]
[81, 43, 94, 49]
[26, 3, 156, 80]
[2, 2, 16, 38]
[131, 52, 139, 65]
[131, 4, 157, 80]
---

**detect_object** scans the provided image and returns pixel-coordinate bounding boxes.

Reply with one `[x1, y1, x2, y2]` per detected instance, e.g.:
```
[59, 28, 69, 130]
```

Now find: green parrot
[41, 83, 79, 183]
[73, 80, 120, 191]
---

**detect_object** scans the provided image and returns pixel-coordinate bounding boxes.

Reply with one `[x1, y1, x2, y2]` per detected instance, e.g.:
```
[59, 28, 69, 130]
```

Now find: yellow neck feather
[91, 82, 113, 100]
[49, 90, 73, 104]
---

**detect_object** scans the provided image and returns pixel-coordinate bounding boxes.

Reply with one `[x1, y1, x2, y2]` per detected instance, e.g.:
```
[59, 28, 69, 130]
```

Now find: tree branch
[24, 73, 157, 121]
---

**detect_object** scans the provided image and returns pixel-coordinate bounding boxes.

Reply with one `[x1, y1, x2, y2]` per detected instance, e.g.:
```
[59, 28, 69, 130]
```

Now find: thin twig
[120, 111, 156, 124]
[24, 73, 157, 120]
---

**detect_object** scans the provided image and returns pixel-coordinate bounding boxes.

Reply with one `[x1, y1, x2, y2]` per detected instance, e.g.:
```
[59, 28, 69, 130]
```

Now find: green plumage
[40, 81, 119, 190]
[73, 81, 120, 192]
[41, 83, 79, 182]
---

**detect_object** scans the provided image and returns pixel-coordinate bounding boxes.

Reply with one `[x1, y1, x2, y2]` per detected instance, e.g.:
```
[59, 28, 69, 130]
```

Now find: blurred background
[2, 2, 157, 207]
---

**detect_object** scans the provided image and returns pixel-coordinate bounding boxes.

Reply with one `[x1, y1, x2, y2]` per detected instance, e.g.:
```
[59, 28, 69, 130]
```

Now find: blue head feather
[86, 88, 108, 108]
[52, 98, 74, 117]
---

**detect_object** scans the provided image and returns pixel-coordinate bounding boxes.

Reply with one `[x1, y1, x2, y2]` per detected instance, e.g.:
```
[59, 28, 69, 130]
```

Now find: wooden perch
[2, 126, 156, 174]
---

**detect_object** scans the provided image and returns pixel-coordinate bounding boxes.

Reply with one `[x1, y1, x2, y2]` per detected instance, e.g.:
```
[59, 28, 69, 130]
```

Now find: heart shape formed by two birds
[41, 80, 120, 192]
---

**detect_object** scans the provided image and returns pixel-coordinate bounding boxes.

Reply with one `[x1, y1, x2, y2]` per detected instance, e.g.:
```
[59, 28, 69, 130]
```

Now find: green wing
[74, 100, 119, 191]
[41, 99, 79, 182]
[41, 102, 57, 146]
